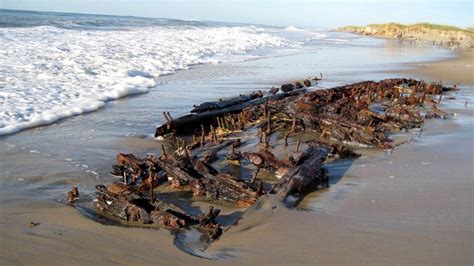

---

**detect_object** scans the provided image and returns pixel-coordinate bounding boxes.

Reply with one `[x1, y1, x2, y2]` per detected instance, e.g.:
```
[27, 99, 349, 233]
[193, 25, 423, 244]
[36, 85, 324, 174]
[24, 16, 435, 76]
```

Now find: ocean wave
[324, 38, 350, 43]
[304, 32, 329, 41]
[0, 25, 295, 135]
[284, 25, 305, 32]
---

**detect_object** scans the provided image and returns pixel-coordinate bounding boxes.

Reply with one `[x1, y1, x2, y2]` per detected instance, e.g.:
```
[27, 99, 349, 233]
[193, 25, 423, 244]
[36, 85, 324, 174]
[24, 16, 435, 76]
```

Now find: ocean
[0, 9, 445, 136]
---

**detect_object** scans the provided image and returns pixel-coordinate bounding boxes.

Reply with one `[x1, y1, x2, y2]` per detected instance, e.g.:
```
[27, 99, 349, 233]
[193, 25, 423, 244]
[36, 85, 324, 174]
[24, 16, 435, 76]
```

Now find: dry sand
[1, 52, 473, 265]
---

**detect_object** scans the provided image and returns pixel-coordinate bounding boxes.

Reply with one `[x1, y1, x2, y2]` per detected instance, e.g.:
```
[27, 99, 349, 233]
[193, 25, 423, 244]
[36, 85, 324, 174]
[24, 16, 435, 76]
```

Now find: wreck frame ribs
[90, 77, 456, 242]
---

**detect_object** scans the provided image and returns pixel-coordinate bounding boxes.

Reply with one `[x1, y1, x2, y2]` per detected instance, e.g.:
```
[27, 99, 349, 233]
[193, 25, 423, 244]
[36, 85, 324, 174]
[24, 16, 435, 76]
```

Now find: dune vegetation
[339, 23, 474, 49]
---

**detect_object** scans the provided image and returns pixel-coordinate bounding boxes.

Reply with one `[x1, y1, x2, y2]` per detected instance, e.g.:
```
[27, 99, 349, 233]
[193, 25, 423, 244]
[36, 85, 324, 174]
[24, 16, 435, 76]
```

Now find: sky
[1, 0, 473, 29]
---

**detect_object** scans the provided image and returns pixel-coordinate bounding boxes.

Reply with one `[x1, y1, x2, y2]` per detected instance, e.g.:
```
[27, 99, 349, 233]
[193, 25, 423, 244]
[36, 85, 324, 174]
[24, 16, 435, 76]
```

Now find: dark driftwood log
[269, 86, 279, 95]
[272, 146, 328, 203]
[303, 79, 311, 87]
[295, 81, 304, 89]
[281, 83, 296, 93]
[191, 91, 263, 113]
[155, 89, 307, 137]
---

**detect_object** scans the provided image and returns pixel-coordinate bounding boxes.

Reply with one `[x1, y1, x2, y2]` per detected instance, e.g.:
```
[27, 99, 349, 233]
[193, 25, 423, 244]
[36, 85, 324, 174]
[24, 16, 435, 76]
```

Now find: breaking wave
[0, 21, 296, 135]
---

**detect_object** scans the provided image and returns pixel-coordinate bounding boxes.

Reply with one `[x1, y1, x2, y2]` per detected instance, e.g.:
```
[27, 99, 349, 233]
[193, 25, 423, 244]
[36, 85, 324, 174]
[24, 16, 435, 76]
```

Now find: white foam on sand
[0, 25, 295, 135]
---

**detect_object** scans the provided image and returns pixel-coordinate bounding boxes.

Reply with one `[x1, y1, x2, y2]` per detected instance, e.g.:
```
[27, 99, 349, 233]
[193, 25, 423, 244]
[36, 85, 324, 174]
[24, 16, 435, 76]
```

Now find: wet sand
[1, 44, 473, 265]
[395, 50, 474, 86]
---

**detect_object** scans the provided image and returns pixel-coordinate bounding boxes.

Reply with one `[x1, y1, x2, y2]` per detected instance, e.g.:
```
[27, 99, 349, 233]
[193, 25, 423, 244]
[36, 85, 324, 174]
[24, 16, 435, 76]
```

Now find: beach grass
[340, 22, 473, 35]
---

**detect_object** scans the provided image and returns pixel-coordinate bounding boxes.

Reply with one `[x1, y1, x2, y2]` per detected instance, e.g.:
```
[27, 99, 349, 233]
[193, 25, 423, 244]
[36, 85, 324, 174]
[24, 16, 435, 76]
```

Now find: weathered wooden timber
[191, 91, 263, 113]
[95, 184, 222, 238]
[155, 89, 307, 137]
[190, 173, 263, 207]
[271, 146, 328, 205]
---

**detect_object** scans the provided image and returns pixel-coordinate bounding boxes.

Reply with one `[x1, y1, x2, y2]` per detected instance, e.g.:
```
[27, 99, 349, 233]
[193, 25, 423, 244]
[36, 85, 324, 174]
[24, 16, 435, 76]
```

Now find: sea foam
[0, 25, 295, 135]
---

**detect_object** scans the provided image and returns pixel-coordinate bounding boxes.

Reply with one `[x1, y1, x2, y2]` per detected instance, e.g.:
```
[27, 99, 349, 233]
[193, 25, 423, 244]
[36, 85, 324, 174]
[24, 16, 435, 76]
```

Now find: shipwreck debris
[67, 186, 79, 204]
[271, 146, 328, 206]
[91, 77, 455, 248]
[28, 221, 41, 229]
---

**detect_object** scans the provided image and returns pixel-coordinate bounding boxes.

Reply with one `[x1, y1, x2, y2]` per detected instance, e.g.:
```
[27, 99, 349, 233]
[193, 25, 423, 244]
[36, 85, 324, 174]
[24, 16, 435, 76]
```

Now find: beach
[396, 50, 474, 86]
[1, 11, 473, 265]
